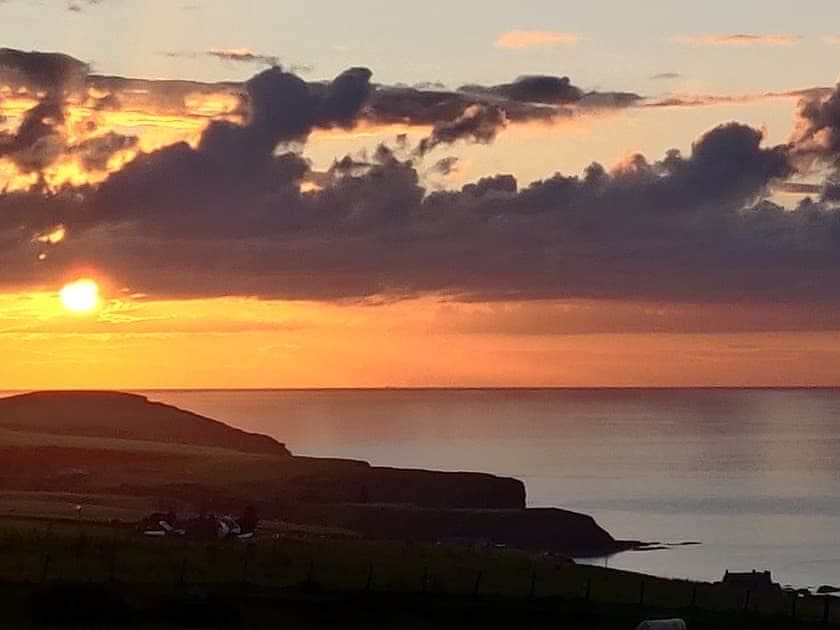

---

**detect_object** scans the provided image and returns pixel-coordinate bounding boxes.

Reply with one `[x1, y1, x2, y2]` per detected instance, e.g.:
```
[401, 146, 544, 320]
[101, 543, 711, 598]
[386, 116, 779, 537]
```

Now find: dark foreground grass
[0, 581, 824, 629]
[0, 518, 834, 629]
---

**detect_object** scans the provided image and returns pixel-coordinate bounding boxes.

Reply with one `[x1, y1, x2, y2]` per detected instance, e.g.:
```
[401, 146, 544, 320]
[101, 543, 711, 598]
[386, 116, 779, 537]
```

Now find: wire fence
[3, 531, 836, 627]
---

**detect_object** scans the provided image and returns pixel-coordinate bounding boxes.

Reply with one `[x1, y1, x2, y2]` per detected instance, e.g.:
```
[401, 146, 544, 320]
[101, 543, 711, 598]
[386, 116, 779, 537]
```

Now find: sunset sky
[3, 0, 840, 388]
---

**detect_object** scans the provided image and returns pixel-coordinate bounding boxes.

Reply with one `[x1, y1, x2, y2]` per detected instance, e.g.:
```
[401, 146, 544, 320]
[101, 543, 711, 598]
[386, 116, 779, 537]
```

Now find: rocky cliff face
[282, 503, 625, 556]
[286, 465, 526, 509]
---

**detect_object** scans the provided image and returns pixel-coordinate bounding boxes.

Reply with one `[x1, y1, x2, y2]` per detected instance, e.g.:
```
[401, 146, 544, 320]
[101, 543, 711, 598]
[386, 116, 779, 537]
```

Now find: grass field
[0, 516, 835, 628]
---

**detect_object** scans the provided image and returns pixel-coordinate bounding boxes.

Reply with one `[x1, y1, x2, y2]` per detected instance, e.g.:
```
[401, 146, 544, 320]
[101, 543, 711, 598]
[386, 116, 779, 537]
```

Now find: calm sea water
[27, 388, 840, 589]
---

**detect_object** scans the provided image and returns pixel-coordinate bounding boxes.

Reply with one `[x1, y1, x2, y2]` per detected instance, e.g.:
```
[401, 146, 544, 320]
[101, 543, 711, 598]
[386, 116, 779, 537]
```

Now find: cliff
[287, 463, 526, 509]
[283, 503, 627, 556]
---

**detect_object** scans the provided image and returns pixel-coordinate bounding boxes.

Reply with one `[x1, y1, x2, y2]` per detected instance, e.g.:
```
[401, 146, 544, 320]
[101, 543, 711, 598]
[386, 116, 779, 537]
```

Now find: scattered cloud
[66, 0, 102, 12]
[790, 82, 840, 169]
[650, 72, 681, 80]
[495, 31, 581, 49]
[206, 48, 280, 66]
[671, 34, 799, 47]
[646, 87, 832, 109]
[163, 48, 311, 71]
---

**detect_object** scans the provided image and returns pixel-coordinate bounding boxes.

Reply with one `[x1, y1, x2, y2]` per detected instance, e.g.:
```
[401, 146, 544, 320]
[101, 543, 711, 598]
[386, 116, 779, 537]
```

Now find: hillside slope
[0, 391, 290, 456]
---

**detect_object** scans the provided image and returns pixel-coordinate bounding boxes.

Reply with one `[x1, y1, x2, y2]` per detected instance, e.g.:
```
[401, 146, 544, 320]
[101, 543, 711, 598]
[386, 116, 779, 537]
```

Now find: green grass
[0, 425, 363, 492]
[0, 429, 834, 627]
[0, 517, 836, 629]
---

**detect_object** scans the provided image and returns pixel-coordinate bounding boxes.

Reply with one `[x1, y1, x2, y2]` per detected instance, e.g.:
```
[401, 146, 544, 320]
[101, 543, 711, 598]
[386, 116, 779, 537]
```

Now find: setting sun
[59, 279, 100, 313]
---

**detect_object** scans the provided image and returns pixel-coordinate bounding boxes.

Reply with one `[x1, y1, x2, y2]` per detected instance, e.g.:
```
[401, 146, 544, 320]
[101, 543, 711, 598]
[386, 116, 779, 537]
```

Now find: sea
[14, 387, 840, 590]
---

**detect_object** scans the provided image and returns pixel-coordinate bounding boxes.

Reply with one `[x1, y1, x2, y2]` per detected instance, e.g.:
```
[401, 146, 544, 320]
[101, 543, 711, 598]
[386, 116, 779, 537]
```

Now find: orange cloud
[646, 87, 832, 109]
[34, 225, 67, 245]
[495, 31, 581, 49]
[671, 34, 799, 47]
[0, 87, 242, 191]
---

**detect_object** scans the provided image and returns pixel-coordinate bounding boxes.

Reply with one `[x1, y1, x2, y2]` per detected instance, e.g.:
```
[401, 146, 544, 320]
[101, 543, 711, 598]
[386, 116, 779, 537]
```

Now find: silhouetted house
[720, 570, 782, 593]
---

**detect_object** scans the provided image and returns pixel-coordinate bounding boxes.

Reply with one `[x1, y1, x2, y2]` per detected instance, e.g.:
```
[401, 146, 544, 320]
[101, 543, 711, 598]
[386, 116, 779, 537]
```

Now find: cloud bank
[1, 48, 840, 308]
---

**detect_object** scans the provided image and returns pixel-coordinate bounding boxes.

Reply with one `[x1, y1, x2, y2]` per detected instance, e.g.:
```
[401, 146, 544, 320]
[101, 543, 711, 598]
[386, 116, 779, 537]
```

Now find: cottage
[720, 570, 782, 593]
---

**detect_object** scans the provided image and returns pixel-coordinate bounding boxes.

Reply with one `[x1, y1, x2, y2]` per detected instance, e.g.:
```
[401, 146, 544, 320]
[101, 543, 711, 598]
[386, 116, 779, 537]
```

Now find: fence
[1, 528, 838, 627]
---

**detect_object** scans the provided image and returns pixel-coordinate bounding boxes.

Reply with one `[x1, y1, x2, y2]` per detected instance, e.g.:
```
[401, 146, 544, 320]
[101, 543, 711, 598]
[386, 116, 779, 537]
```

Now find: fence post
[690, 585, 698, 609]
[529, 570, 537, 600]
[366, 563, 374, 592]
[743, 589, 751, 613]
[585, 578, 592, 602]
[421, 566, 428, 594]
[109, 547, 117, 583]
[306, 559, 314, 587]
[241, 546, 251, 584]
[823, 595, 831, 625]
[791, 592, 798, 621]
[178, 556, 188, 586]
[639, 580, 646, 606]
[473, 571, 483, 598]
[40, 553, 51, 583]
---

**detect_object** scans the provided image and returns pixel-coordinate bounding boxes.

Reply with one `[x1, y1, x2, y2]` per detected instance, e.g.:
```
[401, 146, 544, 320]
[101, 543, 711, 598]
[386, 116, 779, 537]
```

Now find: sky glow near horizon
[3, 0, 840, 388]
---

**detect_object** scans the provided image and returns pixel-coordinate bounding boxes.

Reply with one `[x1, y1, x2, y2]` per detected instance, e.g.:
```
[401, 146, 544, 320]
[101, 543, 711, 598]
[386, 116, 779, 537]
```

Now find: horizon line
[2, 385, 840, 393]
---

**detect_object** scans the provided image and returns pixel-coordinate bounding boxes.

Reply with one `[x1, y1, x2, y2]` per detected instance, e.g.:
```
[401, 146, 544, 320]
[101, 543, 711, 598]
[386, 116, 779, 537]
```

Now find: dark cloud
[2, 51, 839, 308]
[459, 75, 585, 105]
[791, 82, 840, 167]
[0, 48, 88, 93]
[364, 76, 641, 153]
[417, 104, 507, 155]
[206, 49, 280, 66]
[71, 131, 138, 171]
[195, 66, 372, 161]
[0, 99, 66, 171]
[431, 156, 459, 176]
[459, 75, 643, 110]
[365, 85, 498, 127]
[7, 113, 832, 305]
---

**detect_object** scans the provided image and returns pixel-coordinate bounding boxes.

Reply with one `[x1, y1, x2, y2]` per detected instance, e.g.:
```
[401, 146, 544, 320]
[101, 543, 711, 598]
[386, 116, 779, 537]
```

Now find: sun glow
[59, 279, 101, 313]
